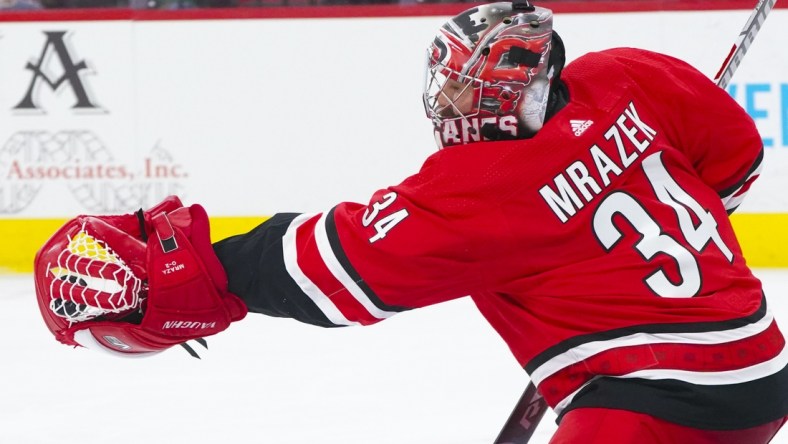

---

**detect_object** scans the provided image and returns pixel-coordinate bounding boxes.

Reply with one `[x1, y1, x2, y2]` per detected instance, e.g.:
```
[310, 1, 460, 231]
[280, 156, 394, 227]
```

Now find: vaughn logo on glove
[161, 321, 218, 330]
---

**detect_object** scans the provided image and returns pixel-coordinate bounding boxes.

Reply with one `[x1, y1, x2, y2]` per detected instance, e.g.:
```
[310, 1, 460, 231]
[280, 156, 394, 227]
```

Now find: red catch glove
[34, 196, 247, 357]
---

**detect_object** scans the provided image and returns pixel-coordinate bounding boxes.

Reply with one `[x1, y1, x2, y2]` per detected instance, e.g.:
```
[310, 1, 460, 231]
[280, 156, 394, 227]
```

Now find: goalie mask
[423, 1, 563, 148]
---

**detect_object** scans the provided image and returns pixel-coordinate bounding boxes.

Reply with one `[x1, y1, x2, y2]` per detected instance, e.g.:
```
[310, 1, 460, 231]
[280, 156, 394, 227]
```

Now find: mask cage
[423, 54, 485, 129]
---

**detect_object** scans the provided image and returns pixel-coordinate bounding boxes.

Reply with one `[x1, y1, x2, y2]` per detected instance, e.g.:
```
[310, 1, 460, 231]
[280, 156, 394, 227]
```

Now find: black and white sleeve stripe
[719, 147, 764, 214]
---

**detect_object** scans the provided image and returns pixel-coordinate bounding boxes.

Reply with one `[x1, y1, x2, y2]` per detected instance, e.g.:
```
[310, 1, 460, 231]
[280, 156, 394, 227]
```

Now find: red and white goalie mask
[423, 2, 556, 148]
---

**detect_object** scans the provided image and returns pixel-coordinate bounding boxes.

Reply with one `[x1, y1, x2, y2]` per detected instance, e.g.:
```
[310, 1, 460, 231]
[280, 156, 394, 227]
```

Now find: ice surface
[3, 270, 788, 443]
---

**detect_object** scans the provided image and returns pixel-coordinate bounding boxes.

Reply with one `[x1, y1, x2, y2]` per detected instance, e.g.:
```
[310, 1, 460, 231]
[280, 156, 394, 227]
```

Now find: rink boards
[0, 5, 787, 271]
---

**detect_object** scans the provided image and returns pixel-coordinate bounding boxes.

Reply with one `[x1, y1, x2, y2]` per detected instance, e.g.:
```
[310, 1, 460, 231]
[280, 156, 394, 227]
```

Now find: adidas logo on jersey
[570, 119, 593, 136]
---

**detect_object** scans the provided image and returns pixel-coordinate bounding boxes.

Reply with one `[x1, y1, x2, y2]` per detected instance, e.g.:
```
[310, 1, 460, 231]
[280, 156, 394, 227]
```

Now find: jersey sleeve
[626, 49, 764, 214]
[212, 146, 508, 327]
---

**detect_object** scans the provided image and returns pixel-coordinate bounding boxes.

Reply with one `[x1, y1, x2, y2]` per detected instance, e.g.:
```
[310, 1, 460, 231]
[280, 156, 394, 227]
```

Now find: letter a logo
[14, 31, 98, 111]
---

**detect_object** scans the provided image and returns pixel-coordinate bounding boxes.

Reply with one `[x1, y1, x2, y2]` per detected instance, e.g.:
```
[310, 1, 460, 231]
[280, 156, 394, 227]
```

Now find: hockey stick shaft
[494, 2, 776, 443]
[493, 381, 547, 444]
[714, 0, 777, 88]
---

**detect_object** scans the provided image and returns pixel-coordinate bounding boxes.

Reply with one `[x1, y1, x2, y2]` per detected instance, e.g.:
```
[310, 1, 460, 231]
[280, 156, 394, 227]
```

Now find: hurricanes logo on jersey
[570, 119, 593, 136]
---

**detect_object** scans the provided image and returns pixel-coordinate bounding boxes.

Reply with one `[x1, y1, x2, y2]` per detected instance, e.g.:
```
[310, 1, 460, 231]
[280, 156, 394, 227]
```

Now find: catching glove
[34, 196, 247, 357]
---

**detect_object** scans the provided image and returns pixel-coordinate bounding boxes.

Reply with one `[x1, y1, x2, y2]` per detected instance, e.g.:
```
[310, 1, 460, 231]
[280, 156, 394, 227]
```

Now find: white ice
[3, 270, 788, 444]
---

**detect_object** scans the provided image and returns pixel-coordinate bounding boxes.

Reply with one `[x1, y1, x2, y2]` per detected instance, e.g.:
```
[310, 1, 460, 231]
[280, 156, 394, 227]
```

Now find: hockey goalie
[33, 2, 788, 443]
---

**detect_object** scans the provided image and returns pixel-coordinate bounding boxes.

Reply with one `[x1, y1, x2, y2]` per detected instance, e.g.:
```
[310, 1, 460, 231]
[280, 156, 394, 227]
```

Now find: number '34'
[362, 192, 410, 243]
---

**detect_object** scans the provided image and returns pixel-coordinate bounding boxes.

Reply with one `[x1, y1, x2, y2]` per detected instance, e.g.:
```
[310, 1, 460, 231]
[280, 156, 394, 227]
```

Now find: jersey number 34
[362, 192, 410, 243]
[592, 152, 734, 298]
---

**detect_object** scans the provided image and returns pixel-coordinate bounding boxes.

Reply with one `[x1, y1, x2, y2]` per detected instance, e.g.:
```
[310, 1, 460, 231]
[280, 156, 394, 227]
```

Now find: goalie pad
[34, 196, 247, 356]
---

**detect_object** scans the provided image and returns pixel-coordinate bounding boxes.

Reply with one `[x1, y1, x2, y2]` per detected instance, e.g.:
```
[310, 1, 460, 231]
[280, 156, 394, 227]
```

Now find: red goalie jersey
[214, 48, 787, 429]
